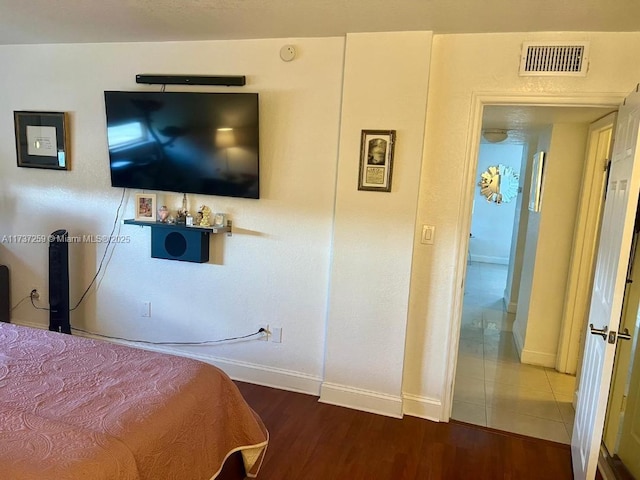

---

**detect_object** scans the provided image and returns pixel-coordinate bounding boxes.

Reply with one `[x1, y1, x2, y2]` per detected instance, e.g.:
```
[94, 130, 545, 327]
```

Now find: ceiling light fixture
[482, 129, 508, 143]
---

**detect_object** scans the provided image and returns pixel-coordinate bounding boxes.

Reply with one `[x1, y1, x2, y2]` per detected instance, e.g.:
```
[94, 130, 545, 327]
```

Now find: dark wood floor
[235, 381, 575, 480]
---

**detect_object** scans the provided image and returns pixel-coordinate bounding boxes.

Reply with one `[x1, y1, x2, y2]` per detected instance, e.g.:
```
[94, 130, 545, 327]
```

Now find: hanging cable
[30, 290, 49, 311]
[69, 327, 266, 345]
[70, 188, 127, 311]
[10, 293, 31, 312]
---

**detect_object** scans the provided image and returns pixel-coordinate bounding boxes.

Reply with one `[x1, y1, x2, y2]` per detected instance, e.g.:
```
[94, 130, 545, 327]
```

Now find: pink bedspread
[0, 323, 268, 479]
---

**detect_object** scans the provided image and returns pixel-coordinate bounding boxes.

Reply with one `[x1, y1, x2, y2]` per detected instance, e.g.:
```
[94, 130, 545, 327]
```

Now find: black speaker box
[151, 228, 210, 263]
[49, 229, 70, 334]
[0, 265, 9, 323]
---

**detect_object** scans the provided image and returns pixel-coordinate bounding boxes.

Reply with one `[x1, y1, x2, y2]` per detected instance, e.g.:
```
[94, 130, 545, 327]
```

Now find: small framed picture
[134, 193, 157, 222]
[358, 129, 396, 192]
[14, 111, 69, 170]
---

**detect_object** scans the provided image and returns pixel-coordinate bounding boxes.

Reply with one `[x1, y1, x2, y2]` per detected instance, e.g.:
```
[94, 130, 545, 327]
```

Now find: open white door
[572, 85, 640, 480]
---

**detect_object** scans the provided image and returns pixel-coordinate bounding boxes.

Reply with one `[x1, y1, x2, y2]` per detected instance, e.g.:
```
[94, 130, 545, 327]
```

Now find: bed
[0, 322, 268, 479]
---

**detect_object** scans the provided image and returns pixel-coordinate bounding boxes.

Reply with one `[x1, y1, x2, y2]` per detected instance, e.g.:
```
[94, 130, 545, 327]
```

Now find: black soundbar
[136, 74, 246, 87]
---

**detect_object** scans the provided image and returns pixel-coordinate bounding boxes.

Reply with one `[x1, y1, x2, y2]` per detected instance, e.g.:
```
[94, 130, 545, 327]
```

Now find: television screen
[104, 91, 259, 199]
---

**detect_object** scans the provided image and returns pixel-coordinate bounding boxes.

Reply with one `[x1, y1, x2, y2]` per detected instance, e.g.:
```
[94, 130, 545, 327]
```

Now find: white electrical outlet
[140, 301, 151, 318]
[271, 327, 282, 343]
[30, 286, 41, 300]
[258, 324, 269, 341]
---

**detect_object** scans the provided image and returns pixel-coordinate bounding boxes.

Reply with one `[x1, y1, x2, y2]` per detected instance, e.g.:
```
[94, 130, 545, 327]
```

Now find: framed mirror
[478, 164, 519, 204]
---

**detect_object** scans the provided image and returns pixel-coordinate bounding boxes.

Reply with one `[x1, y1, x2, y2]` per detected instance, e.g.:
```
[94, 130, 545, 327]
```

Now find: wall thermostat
[280, 45, 296, 62]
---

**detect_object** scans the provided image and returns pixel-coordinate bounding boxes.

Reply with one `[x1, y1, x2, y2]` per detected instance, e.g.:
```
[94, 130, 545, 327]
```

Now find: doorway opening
[450, 103, 617, 444]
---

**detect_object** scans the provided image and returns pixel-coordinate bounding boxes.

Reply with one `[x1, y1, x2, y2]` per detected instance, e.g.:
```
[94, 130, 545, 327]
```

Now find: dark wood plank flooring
[235, 381, 575, 480]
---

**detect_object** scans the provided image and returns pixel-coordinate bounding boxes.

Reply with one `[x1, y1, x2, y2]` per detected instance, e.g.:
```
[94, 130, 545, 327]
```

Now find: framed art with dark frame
[134, 193, 157, 222]
[358, 129, 396, 192]
[14, 111, 69, 170]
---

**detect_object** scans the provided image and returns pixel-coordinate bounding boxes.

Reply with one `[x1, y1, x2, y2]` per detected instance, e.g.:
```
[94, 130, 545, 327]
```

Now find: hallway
[451, 261, 577, 444]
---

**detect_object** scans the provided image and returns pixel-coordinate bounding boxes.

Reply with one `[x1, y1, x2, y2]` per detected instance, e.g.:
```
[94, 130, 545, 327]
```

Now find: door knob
[604, 327, 633, 344]
[617, 328, 632, 341]
[589, 324, 608, 340]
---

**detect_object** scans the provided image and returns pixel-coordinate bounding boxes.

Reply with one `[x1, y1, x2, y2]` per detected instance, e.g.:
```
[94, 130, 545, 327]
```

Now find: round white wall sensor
[280, 45, 296, 62]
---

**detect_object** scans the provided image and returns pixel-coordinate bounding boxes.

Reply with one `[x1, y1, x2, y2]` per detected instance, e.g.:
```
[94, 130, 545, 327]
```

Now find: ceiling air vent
[519, 42, 589, 76]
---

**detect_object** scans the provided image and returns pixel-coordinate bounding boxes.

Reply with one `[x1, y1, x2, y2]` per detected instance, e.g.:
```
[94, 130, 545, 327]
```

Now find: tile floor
[451, 261, 577, 444]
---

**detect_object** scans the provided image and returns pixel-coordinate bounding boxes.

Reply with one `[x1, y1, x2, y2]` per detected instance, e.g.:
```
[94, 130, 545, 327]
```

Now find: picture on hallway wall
[358, 129, 396, 192]
[528, 151, 545, 212]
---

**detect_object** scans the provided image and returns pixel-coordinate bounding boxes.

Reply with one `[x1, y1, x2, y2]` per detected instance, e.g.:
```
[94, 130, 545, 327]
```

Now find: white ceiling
[1, 0, 639, 45]
[482, 105, 617, 143]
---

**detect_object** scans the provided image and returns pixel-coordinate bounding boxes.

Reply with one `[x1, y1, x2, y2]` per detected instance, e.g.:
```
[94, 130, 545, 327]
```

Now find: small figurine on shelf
[158, 205, 169, 223]
[176, 193, 188, 224]
[199, 205, 212, 227]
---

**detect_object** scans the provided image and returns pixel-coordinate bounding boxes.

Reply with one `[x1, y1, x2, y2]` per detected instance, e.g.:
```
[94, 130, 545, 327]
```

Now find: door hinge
[621, 394, 628, 414]
[604, 159, 612, 199]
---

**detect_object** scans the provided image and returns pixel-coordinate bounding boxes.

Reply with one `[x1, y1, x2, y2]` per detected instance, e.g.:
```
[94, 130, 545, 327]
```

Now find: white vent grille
[519, 42, 589, 76]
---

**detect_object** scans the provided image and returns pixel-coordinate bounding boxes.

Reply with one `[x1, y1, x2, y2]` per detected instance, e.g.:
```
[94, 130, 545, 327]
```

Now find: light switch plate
[421, 225, 435, 245]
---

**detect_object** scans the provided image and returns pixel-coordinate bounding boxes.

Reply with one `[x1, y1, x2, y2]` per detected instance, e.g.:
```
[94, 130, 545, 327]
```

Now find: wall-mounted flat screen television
[104, 91, 259, 199]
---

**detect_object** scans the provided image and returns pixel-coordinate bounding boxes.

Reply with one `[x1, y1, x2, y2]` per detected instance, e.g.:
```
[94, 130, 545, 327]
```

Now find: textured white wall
[321, 31, 432, 416]
[519, 123, 589, 366]
[0, 38, 345, 386]
[513, 128, 552, 359]
[504, 137, 535, 314]
[403, 32, 640, 420]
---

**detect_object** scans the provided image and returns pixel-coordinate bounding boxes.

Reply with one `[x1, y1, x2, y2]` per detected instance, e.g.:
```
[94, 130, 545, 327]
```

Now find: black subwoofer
[49, 229, 70, 334]
[0, 265, 9, 323]
[151, 228, 209, 263]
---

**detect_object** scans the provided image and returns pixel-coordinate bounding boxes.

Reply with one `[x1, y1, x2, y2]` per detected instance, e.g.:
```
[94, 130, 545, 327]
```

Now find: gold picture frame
[357, 129, 396, 192]
[134, 193, 157, 222]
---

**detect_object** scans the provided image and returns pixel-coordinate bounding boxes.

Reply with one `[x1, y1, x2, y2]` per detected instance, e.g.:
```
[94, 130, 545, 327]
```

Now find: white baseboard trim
[203, 356, 322, 396]
[12, 319, 46, 330]
[14, 320, 436, 421]
[598, 444, 616, 480]
[503, 297, 517, 314]
[520, 348, 556, 368]
[11, 319, 323, 396]
[402, 393, 442, 422]
[496, 322, 556, 368]
[468, 254, 509, 265]
[512, 323, 525, 358]
[319, 382, 403, 418]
